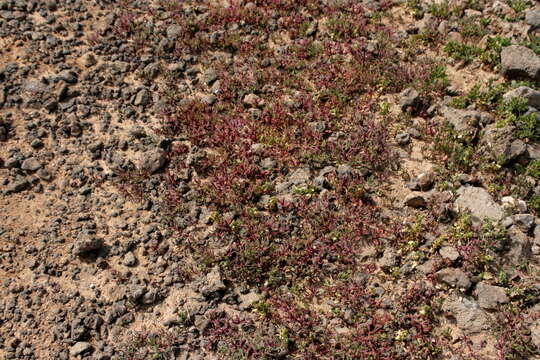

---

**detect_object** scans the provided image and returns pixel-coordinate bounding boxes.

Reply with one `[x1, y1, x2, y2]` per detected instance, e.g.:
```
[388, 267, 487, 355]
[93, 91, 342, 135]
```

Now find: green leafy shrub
[479, 36, 512, 68]
[527, 160, 540, 180]
[464, 0, 485, 11]
[458, 17, 488, 40]
[449, 81, 507, 110]
[521, 35, 540, 56]
[444, 36, 511, 68]
[497, 96, 540, 140]
[428, 1, 451, 19]
[432, 124, 476, 172]
[444, 40, 481, 63]
[506, 0, 530, 14]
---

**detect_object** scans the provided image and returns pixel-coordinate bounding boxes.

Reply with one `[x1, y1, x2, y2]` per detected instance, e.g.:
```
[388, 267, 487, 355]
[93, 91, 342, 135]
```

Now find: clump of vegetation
[522, 35, 540, 56]
[449, 81, 507, 110]
[206, 281, 446, 359]
[479, 36, 512, 68]
[494, 305, 539, 359]
[458, 16, 489, 40]
[526, 160, 540, 180]
[122, 330, 184, 360]
[444, 36, 511, 67]
[431, 122, 477, 173]
[506, 0, 531, 16]
[513, 161, 540, 213]
[406, 0, 425, 19]
[428, 1, 452, 19]
[497, 96, 540, 140]
[452, 215, 508, 277]
[444, 41, 482, 63]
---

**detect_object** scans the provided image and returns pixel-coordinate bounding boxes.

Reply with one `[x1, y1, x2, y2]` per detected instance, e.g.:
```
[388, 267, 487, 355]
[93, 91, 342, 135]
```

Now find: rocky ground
[2, 0, 540, 359]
